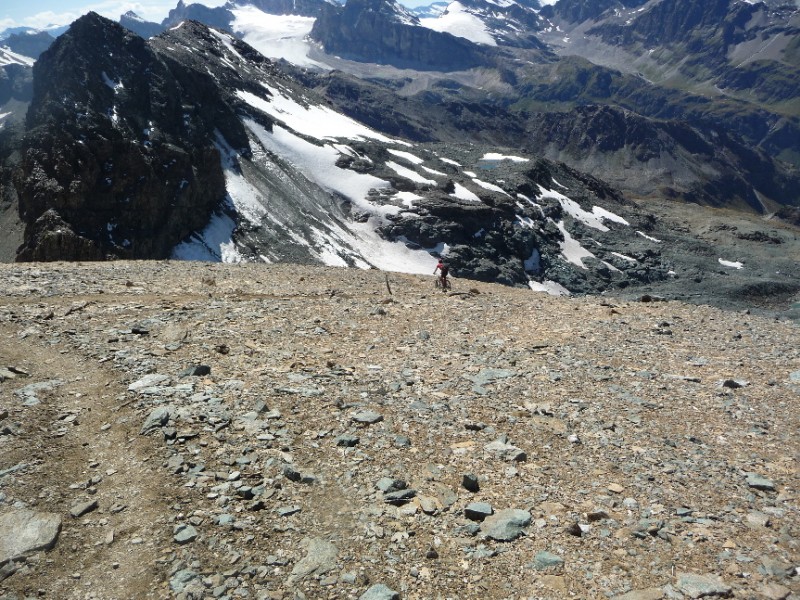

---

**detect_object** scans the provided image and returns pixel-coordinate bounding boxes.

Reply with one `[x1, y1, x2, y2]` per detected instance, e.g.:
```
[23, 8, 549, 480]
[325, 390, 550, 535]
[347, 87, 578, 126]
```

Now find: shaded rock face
[541, 0, 649, 23]
[162, 1, 234, 30]
[310, 0, 493, 70]
[248, 0, 338, 18]
[0, 63, 32, 108]
[14, 13, 231, 261]
[523, 104, 800, 210]
[2, 31, 55, 59]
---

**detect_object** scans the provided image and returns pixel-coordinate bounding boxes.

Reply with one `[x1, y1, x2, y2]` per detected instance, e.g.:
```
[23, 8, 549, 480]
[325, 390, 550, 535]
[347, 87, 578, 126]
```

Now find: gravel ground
[0, 261, 798, 600]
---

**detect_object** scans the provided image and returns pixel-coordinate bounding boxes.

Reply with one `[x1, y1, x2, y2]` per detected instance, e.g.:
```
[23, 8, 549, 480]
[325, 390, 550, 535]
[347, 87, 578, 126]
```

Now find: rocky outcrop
[310, 0, 494, 70]
[162, 1, 234, 30]
[14, 13, 229, 261]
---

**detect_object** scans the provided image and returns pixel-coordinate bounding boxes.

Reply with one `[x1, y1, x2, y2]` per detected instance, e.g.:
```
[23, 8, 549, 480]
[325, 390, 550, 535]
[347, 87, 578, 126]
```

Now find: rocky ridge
[0, 260, 798, 599]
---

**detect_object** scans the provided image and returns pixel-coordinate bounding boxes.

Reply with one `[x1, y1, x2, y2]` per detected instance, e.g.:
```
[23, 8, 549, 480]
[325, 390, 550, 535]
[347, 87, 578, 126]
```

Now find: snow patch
[245, 119, 390, 216]
[230, 7, 325, 69]
[636, 230, 661, 243]
[387, 149, 424, 164]
[451, 183, 481, 202]
[718, 258, 744, 269]
[386, 161, 437, 185]
[420, 2, 497, 46]
[472, 178, 510, 196]
[238, 88, 397, 143]
[481, 152, 528, 163]
[556, 221, 595, 269]
[528, 279, 571, 296]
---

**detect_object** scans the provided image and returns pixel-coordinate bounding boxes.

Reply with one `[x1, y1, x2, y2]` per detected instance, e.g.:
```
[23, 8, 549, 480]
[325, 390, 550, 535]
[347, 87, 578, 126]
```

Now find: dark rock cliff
[2, 31, 54, 59]
[162, 1, 234, 30]
[13, 13, 228, 261]
[310, 0, 494, 70]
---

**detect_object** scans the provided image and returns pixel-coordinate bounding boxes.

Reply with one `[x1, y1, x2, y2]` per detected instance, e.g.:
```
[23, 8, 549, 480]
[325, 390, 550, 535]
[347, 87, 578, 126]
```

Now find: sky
[0, 0, 228, 31]
[2, 0, 558, 31]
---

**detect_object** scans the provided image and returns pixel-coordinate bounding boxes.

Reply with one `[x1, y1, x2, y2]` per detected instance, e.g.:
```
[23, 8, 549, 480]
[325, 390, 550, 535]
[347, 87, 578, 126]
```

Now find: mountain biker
[434, 259, 449, 290]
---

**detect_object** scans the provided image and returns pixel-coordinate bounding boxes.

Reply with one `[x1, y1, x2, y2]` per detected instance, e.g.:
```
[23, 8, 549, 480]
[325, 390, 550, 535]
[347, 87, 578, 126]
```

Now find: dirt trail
[0, 321, 171, 599]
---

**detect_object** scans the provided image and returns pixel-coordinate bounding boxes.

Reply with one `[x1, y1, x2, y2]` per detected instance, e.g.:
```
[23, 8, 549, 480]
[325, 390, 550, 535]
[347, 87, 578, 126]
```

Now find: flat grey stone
[532, 551, 564, 570]
[745, 473, 776, 491]
[335, 434, 360, 447]
[376, 478, 407, 493]
[484, 439, 527, 462]
[69, 499, 98, 518]
[173, 524, 197, 544]
[169, 569, 198, 593]
[464, 502, 493, 521]
[351, 410, 383, 425]
[676, 573, 731, 598]
[128, 373, 170, 392]
[140, 406, 170, 435]
[0, 509, 62, 565]
[14, 380, 63, 406]
[359, 583, 400, 600]
[611, 589, 665, 600]
[480, 508, 531, 541]
[289, 537, 338, 583]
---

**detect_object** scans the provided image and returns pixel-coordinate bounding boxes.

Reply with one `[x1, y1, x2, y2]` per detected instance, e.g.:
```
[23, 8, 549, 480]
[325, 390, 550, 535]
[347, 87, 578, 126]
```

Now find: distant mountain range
[0, 0, 798, 305]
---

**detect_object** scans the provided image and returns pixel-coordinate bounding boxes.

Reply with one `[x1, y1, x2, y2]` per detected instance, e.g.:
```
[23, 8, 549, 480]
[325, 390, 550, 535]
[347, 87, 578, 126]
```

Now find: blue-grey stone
[359, 583, 400, 600]
[351, 410, 383, 425]
[464, 502, 493, 521]
[0, 509, 62, 564]
[128, 373, 170, 392]
[169, 569, 198, 593]
[532, 551, 564, 570]
[745, 473, 776, 491]
[173, 524, 197, 545]
[140, 406, 170, 435]
[289, 537, 338, 583]
[14, 380, 64, 406]
[676, 573, 731, 598]
[480, 509, 531, 541]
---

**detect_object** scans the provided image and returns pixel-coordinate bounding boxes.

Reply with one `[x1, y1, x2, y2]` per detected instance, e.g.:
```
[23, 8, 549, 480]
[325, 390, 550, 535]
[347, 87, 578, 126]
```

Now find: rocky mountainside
[539, 0, 800, 115]
[310, 0, 498, 69]
[0, 261, 798, 599]
[4, 11, 800, 315]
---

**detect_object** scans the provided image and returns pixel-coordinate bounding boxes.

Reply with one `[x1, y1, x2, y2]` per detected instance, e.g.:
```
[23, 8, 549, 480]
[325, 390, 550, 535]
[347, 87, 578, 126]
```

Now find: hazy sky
[2, 0, 558, 31]
[1, 0, 228, 30]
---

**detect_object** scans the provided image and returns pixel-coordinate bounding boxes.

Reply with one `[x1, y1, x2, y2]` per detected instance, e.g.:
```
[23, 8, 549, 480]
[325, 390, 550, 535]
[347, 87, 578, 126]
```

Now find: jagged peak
[121, 11, 146, 22]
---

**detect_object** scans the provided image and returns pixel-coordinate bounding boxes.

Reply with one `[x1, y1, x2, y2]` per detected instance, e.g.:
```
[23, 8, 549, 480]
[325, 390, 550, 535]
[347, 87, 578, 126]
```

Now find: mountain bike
[434, 276, 451, 292]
